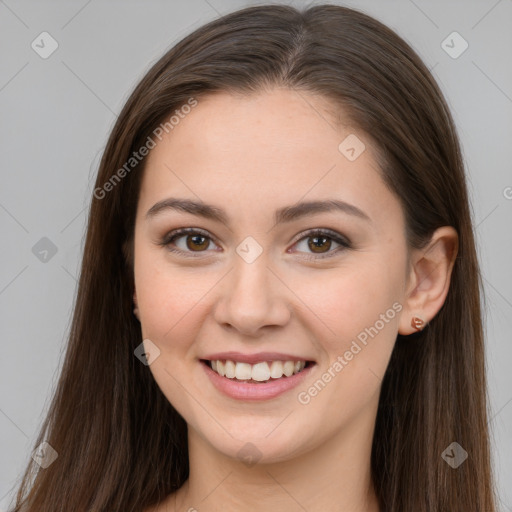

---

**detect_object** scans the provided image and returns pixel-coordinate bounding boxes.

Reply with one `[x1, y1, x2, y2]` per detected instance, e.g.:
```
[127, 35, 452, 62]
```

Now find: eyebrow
[145, 197, 372, 225]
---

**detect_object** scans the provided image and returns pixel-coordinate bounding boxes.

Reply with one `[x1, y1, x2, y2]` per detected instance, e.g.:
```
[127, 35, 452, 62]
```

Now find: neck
[175, 403, 381, 512]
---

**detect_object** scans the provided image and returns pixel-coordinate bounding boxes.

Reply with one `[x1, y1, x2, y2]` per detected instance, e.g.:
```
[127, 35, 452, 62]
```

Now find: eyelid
[289, 227, 350, 247]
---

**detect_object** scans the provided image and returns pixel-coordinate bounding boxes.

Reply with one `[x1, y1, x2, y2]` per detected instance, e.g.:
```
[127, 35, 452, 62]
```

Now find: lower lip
[201, 361, 315, 401]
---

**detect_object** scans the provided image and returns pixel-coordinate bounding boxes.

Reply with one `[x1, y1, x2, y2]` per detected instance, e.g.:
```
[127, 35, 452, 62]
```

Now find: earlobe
[410, 316, 426, 331]
[398, 226, 458, 336]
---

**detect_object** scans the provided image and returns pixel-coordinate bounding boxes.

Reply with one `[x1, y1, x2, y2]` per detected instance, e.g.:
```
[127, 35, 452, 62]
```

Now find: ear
[398, 226, 458, 335]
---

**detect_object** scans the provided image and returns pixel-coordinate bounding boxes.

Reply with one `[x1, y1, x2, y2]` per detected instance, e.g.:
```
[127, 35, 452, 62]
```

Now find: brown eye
[185, 234, 210, 251]
[160, 228, 218, 256]
[307, 235, 333, 253]
[292, 229, 351, 260]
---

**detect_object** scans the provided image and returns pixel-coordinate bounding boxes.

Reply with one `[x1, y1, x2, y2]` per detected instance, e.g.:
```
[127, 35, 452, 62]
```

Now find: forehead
[138, 89, 401, 228]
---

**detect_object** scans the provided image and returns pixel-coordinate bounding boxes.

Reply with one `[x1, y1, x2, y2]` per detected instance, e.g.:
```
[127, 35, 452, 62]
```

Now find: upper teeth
[210, 360, 307, 381]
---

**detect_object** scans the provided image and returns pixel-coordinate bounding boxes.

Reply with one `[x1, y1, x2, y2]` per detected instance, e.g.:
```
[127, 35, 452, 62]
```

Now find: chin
[196, 419, 313, 465]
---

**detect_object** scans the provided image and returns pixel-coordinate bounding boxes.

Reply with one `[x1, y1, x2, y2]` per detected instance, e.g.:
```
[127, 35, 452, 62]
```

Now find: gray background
[0, 0, 511, 510]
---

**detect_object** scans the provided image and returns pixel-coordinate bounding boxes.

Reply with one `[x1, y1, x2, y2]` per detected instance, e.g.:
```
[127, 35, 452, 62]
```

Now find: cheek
[295, 264, 398, 327]
[134, 254, 216, 349]
[292, 263, 402, 368]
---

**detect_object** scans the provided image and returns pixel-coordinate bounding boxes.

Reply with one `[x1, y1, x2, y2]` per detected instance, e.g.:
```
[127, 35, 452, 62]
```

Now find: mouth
[200, 357, 317, 401]
[200, 359, 314, 383]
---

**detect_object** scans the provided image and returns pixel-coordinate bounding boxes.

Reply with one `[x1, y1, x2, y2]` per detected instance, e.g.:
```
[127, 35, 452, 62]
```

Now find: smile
[200, 358, 316, 401]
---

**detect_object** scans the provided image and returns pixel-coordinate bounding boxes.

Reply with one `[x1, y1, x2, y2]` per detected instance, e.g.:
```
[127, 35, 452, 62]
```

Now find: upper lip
[201, 352, 315, 364]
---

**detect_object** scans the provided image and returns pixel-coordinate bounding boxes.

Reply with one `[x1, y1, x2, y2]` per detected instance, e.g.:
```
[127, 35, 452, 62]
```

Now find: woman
[9, 4, 497, 511]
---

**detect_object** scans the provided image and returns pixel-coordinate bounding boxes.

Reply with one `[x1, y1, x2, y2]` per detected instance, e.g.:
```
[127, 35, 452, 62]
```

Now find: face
[132, 88, 410, 463]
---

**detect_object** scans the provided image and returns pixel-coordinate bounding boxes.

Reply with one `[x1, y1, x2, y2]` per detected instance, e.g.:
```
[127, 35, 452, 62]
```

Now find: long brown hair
[8, 4, 497, 511]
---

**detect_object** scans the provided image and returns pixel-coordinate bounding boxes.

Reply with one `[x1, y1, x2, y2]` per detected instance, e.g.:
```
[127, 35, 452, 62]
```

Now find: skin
[134, 88, 458, 512]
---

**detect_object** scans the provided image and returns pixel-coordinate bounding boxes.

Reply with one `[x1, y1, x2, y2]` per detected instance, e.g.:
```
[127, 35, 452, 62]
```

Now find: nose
[213, 253, 291, 337]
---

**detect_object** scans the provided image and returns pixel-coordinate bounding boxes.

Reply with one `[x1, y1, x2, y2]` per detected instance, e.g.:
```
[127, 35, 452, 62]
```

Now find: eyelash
[158, 227, 352, 261]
